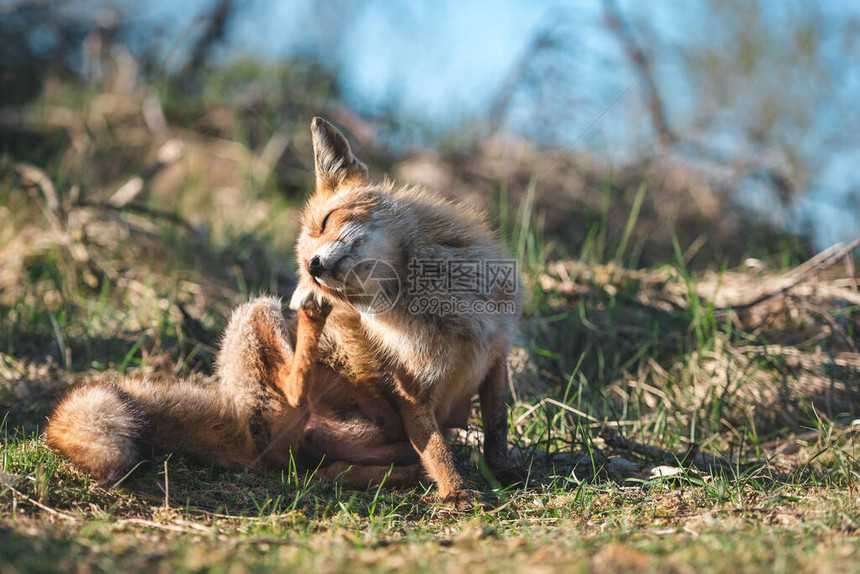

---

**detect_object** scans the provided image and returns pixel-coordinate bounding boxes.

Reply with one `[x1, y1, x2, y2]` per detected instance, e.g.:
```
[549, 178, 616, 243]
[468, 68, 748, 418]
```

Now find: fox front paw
[441, 489, 480, 512]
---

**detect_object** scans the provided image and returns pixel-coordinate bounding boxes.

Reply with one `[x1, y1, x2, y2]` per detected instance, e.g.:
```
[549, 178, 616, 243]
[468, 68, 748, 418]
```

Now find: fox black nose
[308, 255, 325, 277]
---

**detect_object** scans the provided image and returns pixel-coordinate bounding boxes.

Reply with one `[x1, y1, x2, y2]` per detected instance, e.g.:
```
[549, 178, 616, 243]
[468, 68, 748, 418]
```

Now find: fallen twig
[5, 485, 77, 521]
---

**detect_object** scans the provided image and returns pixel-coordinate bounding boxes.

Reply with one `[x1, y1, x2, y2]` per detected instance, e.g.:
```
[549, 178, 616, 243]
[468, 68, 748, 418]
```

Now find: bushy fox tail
[46, 381, 153, 485]
[45, 377, 256, 486]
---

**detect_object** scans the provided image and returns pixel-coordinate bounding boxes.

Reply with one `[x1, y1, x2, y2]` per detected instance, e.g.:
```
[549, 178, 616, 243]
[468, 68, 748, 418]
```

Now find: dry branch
[714, 237, 860, 314]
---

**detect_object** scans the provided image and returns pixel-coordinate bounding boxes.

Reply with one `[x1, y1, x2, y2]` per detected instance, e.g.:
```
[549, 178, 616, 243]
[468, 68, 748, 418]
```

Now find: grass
[1, 447, 859, 572]
[1, 77, 860, 573]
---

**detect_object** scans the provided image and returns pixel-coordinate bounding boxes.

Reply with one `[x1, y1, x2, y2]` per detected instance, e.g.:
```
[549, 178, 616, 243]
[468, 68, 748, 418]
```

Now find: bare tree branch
[602, 0, 676, 150]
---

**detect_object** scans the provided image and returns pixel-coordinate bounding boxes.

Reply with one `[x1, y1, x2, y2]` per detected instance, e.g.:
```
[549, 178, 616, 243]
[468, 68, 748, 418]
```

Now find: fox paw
[301, 296, 332, 323]
[441, 489, 480, 512]
[289, 283, 332, 321]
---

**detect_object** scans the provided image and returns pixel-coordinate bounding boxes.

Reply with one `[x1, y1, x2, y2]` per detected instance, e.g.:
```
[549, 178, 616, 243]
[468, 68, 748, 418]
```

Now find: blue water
[124, 1, 860, 249]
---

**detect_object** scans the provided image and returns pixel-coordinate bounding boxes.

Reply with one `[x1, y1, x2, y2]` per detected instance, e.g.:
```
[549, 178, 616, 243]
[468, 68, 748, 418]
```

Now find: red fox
[289, 118, 523, 507]
[46, 117, 522, 507]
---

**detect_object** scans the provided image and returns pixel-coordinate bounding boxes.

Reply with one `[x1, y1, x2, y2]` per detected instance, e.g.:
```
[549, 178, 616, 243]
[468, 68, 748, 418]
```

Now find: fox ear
[311, 117, 368, 193]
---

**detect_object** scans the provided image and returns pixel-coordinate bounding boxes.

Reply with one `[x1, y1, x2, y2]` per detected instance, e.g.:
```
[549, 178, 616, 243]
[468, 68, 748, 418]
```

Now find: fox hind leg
[218, 294, 330, 408]
[279, 292, 332, 407]
[218, 296, 294, 398]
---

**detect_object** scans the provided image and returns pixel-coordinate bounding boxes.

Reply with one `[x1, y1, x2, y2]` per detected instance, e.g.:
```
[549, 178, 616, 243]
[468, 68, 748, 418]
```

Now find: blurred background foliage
[2, 0, 858, 263]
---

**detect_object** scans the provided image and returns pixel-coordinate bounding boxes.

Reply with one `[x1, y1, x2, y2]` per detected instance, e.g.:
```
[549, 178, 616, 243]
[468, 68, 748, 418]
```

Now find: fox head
[295, 118, 405, 312]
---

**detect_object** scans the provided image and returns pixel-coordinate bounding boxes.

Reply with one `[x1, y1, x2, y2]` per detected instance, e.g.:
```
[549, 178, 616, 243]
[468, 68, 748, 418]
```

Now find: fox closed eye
[320, 209, 338, 234]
